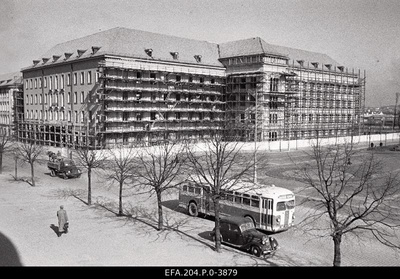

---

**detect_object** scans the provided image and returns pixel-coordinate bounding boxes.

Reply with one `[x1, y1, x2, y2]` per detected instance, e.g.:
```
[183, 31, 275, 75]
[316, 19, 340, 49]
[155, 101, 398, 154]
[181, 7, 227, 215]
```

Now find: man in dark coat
[57, 205, 68, 237]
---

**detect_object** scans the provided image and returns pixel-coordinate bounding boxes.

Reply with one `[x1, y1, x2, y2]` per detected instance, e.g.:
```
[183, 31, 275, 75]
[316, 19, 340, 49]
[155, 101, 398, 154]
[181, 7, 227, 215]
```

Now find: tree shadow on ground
[0, 231, 22, 266]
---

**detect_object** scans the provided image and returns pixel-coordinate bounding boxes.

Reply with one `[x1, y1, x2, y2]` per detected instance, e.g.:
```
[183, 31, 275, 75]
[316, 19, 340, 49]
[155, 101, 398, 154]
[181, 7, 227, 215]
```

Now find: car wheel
[62, 173, 68, 180]
[251, 245, 262, 257]
[188, 202, 198, 217]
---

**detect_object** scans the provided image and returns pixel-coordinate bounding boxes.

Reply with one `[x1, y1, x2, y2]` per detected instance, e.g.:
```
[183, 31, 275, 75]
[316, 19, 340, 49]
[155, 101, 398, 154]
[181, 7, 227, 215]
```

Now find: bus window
[276, 202, 286, 211]
[195, 187, 201, 195]
[234, 192, 241, 204]
[251, 199, 259, 208]
[243, 194, 251, 206]
[188, 186, 195, 193]
[226, 194, 234, 202]
[182, 185, 188, 192]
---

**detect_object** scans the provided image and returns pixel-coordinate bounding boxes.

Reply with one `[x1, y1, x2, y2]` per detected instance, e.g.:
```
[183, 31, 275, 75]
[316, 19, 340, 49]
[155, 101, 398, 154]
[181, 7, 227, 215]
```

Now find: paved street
[1, 144, 400, 266]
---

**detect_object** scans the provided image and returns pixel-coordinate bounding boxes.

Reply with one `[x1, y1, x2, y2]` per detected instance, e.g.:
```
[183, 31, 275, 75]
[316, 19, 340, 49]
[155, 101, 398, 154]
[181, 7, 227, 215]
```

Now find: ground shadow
[0, 231, 22, 266]
[50, 224, 59, 236]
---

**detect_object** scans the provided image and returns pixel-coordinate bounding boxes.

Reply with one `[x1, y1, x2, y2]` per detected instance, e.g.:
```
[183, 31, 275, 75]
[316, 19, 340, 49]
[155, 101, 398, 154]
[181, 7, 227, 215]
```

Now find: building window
[87, 71, 92, 84]
[74, 92, 78, 104]
[60, 93, 64, 107]
[67, 92, 71, 104]
[25, 80, 29, 90]
[80, 72, 85, 84]
[95, 72, 100, 83]
[49, 76, 52, 90]
[150, 73, 156, 80]
[73, 73, 77, 85]
[80, 91, 85, 103]
[35, 94, 38, 105]
[44, 77, 47, 88]
[61, 75, 64, 89]
[30, 95, 33, 105]
[81, 111, 85, 123]
[67, 74, 71, 86]
[68, 111, 71, 122]
[151, 112, 156, 121]
[199, 77, 204, 83]
[136, 72, 142, 79]
[34, 79, 37, 89]
[75, 111, 78, 123]
[55, 75, 58, 90]
[30, 79, 33, 89]
[176, 75, 181, 82]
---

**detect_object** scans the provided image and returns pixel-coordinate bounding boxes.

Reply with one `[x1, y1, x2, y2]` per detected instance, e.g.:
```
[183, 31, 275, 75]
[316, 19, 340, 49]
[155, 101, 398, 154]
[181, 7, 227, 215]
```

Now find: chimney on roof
[42, 57, 50, 64]
[91, 46, 101, 55]
[64, 52, 73, 60]
[194, 55, 202, 63]
[33, 60, 41, 66]
[77, 49, 87, 58]
[170, 52, 179, 60]
[145, 48, 153, 57]
[53, 55, 61, 62]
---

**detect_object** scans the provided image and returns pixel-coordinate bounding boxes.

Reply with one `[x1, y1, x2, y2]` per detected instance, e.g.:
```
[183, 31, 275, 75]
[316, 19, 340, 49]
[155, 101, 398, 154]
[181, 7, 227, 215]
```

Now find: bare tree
[185, 134, 257, 253]
[298, 141, 400, 266]
[104, 145, 136, 216]
[75, 147, 106, 205]
[133, 140, 186, 231]
[16, 141, 43, 186]
[0, 133, 12, 174]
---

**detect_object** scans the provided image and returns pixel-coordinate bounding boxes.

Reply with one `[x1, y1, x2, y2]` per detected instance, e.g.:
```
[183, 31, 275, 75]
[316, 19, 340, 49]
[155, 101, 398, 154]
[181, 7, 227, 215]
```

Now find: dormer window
[311, 62, 319, 69]
[296, 60, 304, 67]
[64, 52, 73, 60]
[77, 49, 87, 58]
[170, 52, 179, 60]
[325, 64, 332, 70]
[194, 55, 202, 63]
[145, 48, 153, 57]
[33, 60, 40, 66]
[42, 57, 50, 64]
[337, 66, 344, 72]
[91, 46, 101, 55]
[53, 55, 61, 62]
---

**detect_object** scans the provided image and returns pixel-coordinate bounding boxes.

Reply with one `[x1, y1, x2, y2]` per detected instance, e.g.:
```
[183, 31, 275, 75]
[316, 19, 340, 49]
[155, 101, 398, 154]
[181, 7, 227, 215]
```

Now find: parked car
[390, 145, 400, 151]
[210, 216, 278, 257]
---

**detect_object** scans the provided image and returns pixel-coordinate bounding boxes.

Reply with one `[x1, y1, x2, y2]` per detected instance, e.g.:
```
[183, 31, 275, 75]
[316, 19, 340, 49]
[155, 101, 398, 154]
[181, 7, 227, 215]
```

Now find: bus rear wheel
[188, 202, 198, 217]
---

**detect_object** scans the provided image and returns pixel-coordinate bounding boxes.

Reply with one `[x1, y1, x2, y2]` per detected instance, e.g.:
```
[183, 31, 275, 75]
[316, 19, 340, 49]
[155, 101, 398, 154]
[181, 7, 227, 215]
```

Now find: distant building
[19, 27, 365, 148]
[0, 72, 23, 136]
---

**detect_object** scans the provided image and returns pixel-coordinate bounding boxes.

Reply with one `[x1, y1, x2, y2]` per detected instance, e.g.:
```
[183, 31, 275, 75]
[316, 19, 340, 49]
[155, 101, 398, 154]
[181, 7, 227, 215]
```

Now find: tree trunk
[156, 189, 163, 231]
[87, 168, 92, 205]
[118, 180, 123, 216]
[14, 156, 18, 180]
[30, 162, 35, 186]
[213, 198, 222, 253]
[333, 233, 342, 267]
[0, 152, 3, 174]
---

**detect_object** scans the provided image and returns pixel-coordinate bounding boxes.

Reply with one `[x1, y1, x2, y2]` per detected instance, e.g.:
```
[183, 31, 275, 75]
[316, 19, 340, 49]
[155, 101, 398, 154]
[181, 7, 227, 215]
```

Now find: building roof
[24, 27, 342, 71]
[219, 37, 288, 59]
[25, 27, 223, 70]
[0, 71, 22, 88]
[219, 37, 340, 68]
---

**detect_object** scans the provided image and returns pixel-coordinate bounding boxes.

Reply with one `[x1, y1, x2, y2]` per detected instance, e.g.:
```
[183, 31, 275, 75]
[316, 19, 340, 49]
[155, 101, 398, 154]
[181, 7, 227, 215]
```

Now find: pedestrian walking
[57, 205, 69, 237]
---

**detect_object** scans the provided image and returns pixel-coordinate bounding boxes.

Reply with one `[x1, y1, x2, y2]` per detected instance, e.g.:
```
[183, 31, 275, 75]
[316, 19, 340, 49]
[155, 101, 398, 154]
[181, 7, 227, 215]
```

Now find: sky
[1, 0, 400, 107]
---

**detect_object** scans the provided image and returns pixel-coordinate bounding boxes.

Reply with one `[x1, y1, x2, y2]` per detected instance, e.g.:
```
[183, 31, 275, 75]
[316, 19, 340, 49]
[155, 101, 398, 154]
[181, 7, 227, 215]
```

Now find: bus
[178, 181, 295, 233]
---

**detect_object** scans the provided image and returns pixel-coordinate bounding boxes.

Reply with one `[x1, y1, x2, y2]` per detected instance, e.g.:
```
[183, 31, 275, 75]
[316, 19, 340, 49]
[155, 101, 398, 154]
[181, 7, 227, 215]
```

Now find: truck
[47, 152, 82, 179]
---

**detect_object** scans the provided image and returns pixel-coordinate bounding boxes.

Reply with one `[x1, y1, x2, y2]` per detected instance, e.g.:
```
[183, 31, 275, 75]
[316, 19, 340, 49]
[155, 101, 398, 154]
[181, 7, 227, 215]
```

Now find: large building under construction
[19, 27, 365, 148]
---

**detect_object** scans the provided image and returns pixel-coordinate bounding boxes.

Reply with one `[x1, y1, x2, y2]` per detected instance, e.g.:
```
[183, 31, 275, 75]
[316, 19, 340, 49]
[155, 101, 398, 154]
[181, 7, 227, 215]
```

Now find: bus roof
[185, 177, 294, 199]
[228, 182, 294, 199]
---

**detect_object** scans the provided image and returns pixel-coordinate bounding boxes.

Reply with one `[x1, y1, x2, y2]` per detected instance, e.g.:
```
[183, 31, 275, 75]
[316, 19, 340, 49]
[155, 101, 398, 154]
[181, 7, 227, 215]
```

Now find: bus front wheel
[188, 202, 198, 217]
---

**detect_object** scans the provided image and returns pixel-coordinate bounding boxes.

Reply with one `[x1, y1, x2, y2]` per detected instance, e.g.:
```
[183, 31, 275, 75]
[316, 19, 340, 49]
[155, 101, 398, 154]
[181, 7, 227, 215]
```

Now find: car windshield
[239, 221, 255, 232]
[277, 200, 295, 211]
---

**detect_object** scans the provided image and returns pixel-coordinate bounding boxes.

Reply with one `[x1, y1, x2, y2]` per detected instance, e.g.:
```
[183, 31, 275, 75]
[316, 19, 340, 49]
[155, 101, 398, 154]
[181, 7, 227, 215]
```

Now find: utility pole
[393, 92, 400, 131]
[254, 84, 257, 184]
